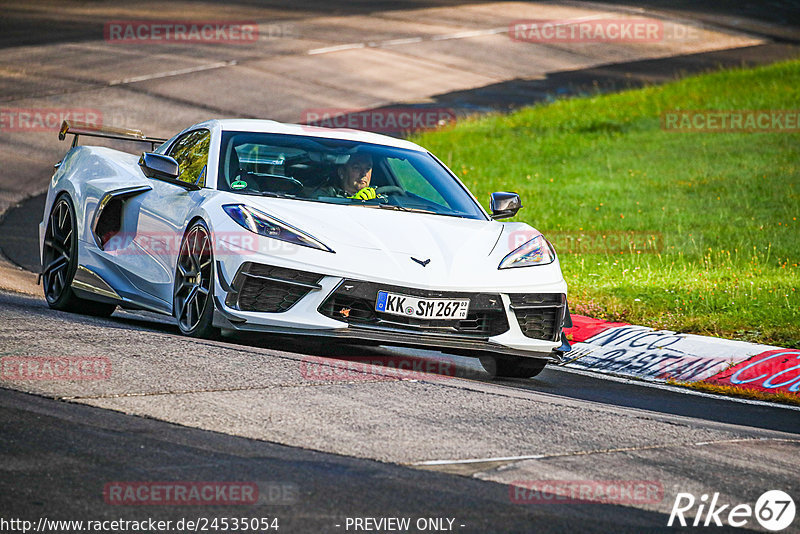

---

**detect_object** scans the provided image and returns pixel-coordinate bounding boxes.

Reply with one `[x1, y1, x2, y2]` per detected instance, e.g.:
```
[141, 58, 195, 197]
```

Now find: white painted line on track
[415, 454, 546, 466]
[108, 60, 238, 85]
[376, 37, 425, 46]
[412, 437, 800, 467]
[429, 27, 508, 41]
[307, 14, 613, 55]
[552, 365, 800, 411]
[308, 42, 366, 55]
[377, 348, 799, 412]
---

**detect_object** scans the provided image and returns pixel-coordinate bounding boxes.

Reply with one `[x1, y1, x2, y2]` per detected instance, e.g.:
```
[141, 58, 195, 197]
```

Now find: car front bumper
[212, 257, 568, 362]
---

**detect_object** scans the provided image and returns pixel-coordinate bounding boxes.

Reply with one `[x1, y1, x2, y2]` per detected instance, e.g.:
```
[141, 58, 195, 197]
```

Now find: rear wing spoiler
[58, 120, 168, 150]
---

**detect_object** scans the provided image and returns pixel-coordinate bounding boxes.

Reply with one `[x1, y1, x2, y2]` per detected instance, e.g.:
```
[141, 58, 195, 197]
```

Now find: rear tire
[173, 221, 218, 338]
[480, 355, 547, 379]
[42, 195, 116, 317]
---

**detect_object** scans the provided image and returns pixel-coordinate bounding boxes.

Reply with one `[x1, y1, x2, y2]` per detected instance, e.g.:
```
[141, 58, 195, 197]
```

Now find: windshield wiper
[373, 204, 438, 215]
[231, 191, 301, 201]
[385, 204, 474, 218]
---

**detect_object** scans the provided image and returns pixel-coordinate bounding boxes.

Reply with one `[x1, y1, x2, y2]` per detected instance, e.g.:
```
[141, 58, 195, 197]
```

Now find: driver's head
[338, 152, 373, 195]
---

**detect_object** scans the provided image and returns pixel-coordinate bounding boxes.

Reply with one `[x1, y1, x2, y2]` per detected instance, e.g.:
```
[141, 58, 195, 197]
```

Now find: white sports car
[40, 119, 571, 378]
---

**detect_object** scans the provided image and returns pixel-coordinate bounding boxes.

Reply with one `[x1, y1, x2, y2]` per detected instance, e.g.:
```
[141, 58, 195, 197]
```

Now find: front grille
[509, 293, 566, 341]
[226, 262, 323, 313]
[319, 280, 509, 338]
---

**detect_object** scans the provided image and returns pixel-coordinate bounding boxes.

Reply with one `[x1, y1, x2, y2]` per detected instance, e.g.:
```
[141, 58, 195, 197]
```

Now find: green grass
[411, 59, 800, 348]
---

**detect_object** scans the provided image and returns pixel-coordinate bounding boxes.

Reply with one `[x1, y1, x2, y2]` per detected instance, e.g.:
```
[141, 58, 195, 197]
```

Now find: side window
[168, 129, 211, 187]
[386, 157, 446, 205]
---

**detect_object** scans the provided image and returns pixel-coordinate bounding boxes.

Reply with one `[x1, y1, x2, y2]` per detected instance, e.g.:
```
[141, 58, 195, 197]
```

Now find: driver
[338, 152, 377, 200]
[306, 152, 379, 200]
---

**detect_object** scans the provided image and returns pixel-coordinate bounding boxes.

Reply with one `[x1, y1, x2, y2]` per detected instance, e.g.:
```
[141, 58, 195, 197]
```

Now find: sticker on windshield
[231, 180, 248, 190]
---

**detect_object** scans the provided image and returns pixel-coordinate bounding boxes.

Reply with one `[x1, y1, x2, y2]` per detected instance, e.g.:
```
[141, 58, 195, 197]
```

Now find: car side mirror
[139, 152, 180, 181]
[490, 192, 522, 219]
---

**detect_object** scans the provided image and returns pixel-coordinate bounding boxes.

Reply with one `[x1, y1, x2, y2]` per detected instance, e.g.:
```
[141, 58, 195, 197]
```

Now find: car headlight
[222, 204, 333, 253]
[499, 234, 556, 269]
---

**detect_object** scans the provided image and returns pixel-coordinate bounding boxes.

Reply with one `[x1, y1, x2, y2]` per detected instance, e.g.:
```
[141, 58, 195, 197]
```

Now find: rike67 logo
[669, 490, 795, 531]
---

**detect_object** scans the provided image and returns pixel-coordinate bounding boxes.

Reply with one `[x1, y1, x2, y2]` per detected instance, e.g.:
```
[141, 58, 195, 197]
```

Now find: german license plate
[375, 291, 469, 320]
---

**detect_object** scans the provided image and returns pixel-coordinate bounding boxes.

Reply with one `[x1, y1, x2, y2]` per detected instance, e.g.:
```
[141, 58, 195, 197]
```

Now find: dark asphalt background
[1, 288, 797, 533]
[0, 387, 698, 534]
[1, 1, 799, 533]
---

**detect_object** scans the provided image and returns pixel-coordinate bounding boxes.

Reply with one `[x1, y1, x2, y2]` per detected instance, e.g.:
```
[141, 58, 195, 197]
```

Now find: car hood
[209, 194, 565, 291]
[251, 196, 500, 247]
[243, 196, 502, 264]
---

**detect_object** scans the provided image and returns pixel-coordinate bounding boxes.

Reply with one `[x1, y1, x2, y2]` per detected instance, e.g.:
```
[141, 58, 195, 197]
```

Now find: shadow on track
[0, 387, 685, 533]
[5, 288, 798, 436]
[87, 301, 800, 436]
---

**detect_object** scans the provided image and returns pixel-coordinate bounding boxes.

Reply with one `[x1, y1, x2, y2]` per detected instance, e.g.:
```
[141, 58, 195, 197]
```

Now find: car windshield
[217, 131, 486, 220]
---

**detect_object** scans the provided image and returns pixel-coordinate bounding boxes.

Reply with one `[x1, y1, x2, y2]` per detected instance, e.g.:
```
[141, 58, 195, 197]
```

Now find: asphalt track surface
[1, 1, 800, 533]
[1, 290, 799, 533]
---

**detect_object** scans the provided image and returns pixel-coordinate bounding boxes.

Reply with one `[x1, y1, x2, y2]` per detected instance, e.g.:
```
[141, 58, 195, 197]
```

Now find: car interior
[220, 139, 394, 197]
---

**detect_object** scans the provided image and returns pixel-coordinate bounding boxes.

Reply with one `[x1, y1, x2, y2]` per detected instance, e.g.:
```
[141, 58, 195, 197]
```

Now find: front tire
[480, 355, 547, 379]
[173, 221, 217, 338]
[42, 195, 116, 317]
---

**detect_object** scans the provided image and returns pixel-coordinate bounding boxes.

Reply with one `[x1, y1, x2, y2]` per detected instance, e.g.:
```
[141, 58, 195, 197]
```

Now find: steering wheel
[376, 185, 407, 196]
